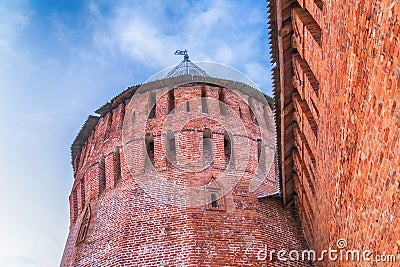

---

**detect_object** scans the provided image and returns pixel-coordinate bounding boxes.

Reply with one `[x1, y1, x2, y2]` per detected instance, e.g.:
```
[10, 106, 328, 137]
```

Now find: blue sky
[0, 1, 272, 266]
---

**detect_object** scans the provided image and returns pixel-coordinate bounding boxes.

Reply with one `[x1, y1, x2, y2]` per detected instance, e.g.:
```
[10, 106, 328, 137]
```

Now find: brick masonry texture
[269, 0, 400, 265]
[61, 80, 313, 266]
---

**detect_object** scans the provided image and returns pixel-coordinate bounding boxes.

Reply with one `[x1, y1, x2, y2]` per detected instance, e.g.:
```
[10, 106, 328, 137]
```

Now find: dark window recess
[145, 135, 155, 166]
[149, 142, 154, 156]
[219, 89, 227, 115]
[99, 157, 106, 192]
[257, 139, 263, 162]
[203, 128, 213, 166]
[168, 89, 175, 113]
[224, 132, 232, 163]
[201, 87, 208, 113]
[114, 147, 122, 183]
[257, 139, 266, 172]
[76, 206, 91, 245]
[80, 178, 85, 208]
[166, 131, 176, 164]
[239, 107, 243, 118]
[149, 93, 156, 119]
[72, 189, 78, 222]
[132, 111, 136, 123]
[186, 101, 190, 112]
[211, 193, 219, 208]
[168, 137, 176, 152]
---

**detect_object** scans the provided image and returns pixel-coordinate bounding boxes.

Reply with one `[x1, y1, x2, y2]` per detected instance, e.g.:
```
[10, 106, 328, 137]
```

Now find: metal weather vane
[174, 49, 189, 60]
[165, 49, 209, 78]
[174, 49, 188, 56]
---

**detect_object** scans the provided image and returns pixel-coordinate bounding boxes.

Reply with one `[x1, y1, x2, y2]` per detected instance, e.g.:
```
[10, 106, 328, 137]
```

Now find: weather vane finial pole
[174, 49, 189, 60]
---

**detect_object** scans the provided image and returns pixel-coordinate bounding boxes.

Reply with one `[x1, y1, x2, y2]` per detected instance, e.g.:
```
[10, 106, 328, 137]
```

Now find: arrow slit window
[76, 206, 91, 245]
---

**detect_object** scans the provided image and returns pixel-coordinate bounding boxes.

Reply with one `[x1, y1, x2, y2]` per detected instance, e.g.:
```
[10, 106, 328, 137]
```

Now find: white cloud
[86, 0, 271, 93]
[0, 1, 30, 44]
[115, 15, 177, 68]
[187, 1, 230, 32]
[0, 1, 33, 83]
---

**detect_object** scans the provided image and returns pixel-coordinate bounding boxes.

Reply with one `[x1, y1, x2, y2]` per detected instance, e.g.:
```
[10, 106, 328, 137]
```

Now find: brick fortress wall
[270, 0, 400, 265]
[61, 76, 313, 266]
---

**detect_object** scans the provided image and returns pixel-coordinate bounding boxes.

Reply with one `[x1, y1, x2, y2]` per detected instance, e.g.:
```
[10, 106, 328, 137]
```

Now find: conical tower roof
[165, 50, 210, 78]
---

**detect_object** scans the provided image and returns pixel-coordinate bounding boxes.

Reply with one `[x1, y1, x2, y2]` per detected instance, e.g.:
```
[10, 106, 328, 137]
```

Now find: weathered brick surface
[271, 0, 400, 265]
[61, 81, 312, 266]
[313, 0, 400, 264]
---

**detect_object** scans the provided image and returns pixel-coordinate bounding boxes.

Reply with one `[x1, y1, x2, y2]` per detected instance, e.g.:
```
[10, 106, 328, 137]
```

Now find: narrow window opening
[201, 87, 208, 113]
[257, 139, 266, 172]
[239, 107, 243, 118]
[203, 128, 213, 167]
[166, 131, 176, 164]
[149, 92, 156, 119]
[114, 147, 122, 183]
[206, 184, 224, 211]
[145, 135, 155, 166]
[149, 142, 154, 156]
[168, 137, 176, 152]
[211, 193, 219, 208]
[168, 89, 175, 113]
[219, 89, 227, 115]
[81, 226, 88, 239]
[99, 157, 106, 192]
[132, 111, 136, 123]
[186, 101, 190, 112]
[257, 139, 263, 162]
[76, 206, 91, 245]
[80, 178, 85, 208]
[72, 189, 78, 223]
[223, 131, 232, 164]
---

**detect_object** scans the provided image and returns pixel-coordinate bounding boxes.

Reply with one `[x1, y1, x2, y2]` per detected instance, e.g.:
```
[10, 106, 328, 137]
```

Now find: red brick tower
[268, 0, 400, 265]
[61, 56, 312, 266]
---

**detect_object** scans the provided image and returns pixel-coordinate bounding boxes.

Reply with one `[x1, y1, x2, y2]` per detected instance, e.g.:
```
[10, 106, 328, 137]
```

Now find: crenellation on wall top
[71, 76, 273, 176]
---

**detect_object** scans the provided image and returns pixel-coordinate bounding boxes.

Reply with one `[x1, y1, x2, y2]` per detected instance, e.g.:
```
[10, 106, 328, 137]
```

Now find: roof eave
[267, 0, 297, 206]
